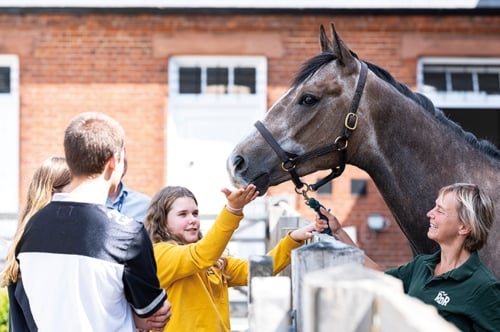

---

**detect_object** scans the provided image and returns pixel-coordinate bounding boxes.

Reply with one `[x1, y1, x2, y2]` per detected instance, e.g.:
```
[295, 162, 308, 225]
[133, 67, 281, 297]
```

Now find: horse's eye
[299, 94, 319, 106]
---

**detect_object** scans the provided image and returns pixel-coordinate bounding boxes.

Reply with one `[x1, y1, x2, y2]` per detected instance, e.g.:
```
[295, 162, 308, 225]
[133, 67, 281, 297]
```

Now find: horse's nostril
[233, 155, 246, 172]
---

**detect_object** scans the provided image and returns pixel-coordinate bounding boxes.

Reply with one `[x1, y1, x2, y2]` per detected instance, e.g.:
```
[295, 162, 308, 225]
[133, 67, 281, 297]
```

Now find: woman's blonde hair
[1, 156, 71, 287]
[439, 183, 495, 251]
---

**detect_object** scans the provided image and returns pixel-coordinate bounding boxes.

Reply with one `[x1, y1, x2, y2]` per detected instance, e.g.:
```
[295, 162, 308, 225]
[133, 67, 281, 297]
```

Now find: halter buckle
[344, 112, 358, 130]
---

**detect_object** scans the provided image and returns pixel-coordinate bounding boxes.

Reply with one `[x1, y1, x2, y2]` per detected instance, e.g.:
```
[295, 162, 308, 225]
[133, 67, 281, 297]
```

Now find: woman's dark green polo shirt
[386, 251, 500, 331]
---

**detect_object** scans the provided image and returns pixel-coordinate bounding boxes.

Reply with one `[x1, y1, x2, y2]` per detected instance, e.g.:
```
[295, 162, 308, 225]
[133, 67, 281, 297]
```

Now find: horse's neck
[350, 88, 499, 255]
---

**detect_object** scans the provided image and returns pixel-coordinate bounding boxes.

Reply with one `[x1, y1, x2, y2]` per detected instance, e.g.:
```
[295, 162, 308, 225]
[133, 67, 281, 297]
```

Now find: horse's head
[227, 23, 369, 194]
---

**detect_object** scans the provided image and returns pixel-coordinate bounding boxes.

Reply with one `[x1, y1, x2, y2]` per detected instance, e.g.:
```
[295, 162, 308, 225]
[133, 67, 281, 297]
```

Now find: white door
[167, 56, 267, 217]
[0, 55, 19, 214]
[0, 55, 19, 269]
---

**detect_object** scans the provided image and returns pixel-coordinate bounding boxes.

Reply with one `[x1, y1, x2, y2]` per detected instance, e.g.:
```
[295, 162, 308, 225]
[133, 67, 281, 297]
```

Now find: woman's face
[426, 192, 464, 245]
[165, 196, 200, 244]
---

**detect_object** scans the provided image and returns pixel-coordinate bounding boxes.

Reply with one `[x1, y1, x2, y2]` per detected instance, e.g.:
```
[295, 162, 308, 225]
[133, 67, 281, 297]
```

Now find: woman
[1, 156, 71, 287]
[144, 184, 321, 332]
[317, 183, 500, 331]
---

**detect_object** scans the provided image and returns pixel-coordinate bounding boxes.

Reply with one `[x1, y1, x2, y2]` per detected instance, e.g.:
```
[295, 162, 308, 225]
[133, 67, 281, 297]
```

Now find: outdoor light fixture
[367, 214, 387, 232]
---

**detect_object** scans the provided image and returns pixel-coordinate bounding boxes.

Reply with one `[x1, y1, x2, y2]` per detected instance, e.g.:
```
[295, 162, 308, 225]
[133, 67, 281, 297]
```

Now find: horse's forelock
[292, 52, 337, 87]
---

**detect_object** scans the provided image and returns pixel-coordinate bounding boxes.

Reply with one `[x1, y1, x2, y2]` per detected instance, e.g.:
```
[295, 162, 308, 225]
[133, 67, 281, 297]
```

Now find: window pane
[316, 181, 332, 195]
[207, 67, 228, 94]
[478, 73, 500, 94]
[0, 67, 10, 93]
[234, 67, 256, 94]
[423, 72, 446, 91]
[451, 73, 473, 91]
[179, 67, 201, 94]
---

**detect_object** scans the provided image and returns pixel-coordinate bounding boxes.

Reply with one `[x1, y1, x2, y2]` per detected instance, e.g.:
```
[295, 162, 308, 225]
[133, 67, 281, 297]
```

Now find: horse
[227, 23, 500, 278]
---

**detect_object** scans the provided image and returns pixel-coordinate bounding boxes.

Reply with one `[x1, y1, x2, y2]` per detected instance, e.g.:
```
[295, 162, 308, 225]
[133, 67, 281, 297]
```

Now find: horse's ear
[319, 24, 333, 52]
[330, 23, 355, 66]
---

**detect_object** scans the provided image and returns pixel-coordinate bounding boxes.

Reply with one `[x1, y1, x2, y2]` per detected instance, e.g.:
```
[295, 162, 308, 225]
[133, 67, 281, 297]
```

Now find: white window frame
[168, 55, 267, 108]
[0, 55, 19, 214]
[0, 54, 19, 269]
[417, 57, 500, 109]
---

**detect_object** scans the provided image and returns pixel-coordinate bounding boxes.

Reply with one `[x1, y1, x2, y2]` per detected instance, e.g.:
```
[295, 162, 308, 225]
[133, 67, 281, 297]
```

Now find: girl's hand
[289, 222, 316, 242]
[289, 209, 337, 242]
[221, 184, 259, 214]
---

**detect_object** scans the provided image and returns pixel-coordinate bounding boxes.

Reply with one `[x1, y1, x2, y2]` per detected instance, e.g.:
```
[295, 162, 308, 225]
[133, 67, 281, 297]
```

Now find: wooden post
[301, 264, 459, 332]
[247, 255, 274, 330]
[250, 276, 291, 332]
[272, 216, 310, 278]
[291, 236, 365, 332]
[248, 255, 274, 304]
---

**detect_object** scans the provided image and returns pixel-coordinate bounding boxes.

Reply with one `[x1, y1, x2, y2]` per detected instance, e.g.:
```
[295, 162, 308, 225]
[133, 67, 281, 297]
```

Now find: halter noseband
[255, 61, 368, 193]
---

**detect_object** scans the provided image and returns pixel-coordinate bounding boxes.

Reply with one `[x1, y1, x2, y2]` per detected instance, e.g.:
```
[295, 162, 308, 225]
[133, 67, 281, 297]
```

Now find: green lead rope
[306, 197, 332, 235]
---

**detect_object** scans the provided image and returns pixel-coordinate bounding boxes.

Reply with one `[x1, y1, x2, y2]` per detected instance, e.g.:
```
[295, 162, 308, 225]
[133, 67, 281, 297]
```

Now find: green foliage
[0, 287, 8, 332]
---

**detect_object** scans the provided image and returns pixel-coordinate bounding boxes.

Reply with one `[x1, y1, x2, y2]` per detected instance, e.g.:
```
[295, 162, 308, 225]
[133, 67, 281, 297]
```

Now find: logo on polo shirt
[434, 290, 450, 306]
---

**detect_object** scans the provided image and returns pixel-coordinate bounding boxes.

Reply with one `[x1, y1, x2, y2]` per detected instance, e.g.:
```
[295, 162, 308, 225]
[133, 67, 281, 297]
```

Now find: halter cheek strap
[255, 61, 368, 192]
[255, 121, 305, 189]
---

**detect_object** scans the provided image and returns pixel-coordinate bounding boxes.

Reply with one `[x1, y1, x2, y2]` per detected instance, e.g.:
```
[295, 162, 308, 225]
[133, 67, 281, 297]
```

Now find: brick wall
[4, 12, 499, 268]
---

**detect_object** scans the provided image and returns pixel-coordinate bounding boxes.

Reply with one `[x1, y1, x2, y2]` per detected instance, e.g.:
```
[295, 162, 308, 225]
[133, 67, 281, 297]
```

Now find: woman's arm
[316, 207, 383, 271]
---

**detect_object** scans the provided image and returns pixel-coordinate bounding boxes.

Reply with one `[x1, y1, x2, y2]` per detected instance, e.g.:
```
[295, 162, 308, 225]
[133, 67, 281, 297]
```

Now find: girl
[144, 184, 321, 332]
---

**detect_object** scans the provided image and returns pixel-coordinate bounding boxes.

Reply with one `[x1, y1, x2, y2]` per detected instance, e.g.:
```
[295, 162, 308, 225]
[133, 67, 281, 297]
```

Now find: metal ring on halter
[334, 136, 348, 150]
[294, 184, 313, 199]
[281, 160, 296, 172]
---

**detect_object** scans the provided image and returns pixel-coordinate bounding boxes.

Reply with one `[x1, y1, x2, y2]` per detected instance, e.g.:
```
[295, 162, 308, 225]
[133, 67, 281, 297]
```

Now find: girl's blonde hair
[1, 157, 71, 287]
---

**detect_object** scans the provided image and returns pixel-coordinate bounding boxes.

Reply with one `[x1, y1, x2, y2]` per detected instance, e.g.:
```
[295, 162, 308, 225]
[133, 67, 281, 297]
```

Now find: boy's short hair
[64, 112, 125, 176]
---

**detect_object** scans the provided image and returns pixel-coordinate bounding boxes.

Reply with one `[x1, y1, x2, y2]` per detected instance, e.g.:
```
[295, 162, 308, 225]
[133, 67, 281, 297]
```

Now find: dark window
[234, 67, 256, 94]
[179, 67, 201, 94]
[0, 67, 10, 93]
[316, 181, 332, 195]
[351, 179, 367, 196]
[445, 108, 499, 148]
[423, 72, 446, 91]
[451, 73, 473, 91]
[478, 73, 500, 94]
[207, 67, 228, 94]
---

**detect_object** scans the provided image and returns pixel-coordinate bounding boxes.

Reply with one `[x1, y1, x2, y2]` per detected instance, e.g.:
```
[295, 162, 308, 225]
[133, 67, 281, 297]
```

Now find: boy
[15, 112, 170, 331]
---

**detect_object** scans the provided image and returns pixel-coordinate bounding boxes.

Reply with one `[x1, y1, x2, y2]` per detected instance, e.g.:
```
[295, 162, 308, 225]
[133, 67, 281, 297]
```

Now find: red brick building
[1, 1, 499, 269]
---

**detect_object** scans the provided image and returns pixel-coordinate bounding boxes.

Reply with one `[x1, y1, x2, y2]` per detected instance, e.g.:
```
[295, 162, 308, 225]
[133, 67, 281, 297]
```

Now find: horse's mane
[293, 52, 500, 159]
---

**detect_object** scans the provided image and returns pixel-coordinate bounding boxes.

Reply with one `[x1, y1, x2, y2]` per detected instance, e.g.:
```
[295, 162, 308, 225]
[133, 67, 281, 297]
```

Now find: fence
[246, 214, 459, 332]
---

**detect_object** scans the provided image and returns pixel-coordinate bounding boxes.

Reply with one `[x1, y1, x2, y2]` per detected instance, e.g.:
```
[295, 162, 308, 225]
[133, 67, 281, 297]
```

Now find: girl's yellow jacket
[154, 207, 304, 332]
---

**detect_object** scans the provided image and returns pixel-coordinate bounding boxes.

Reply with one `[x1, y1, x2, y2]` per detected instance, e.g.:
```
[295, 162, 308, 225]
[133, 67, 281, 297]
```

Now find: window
[169, 56, 265, 100]
[418, 58, 500, 108]
[418, 57, 500, 148]
[422, 63, 500, 94]
[176, 65, 256, 95]
[0, 67, 11, 93]
[179, 67, 201, 94]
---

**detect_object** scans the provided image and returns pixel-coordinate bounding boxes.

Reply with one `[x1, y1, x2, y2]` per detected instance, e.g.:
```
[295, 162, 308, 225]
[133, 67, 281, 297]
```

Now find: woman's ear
[458, 224, 472, 236]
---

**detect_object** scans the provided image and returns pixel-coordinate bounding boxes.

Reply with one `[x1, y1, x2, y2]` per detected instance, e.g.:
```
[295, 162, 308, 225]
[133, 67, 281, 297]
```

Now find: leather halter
[255, 61, 368, 193]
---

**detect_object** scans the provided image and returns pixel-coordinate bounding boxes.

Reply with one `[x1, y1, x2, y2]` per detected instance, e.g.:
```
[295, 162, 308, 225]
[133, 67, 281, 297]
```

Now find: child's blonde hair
[1, 157, 71, 286]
